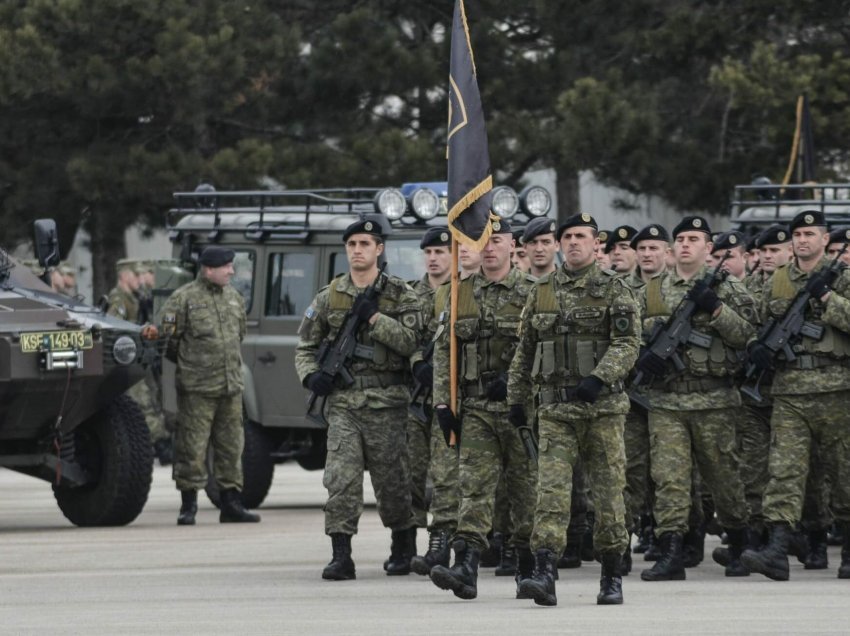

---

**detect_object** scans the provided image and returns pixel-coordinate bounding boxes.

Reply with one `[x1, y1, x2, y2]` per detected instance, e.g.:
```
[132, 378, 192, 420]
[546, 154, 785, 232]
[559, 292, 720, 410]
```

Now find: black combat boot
[514, 547, 534, 599]
[598, 552, 624, 605]
[633, 515, 653, 554]
[712, 527, 749, 571]
[741, 522, 791, 581]
[518, 549, 557, 606]
[430, 539, 480, 600]
[682, 526, 705, 568]
[804, 528, 829, 570]
[177, 490, 197, 526]
[723, 527, 750, 577]
[640, 532, 686, 581]
[838, 524, 850, 579]
[410, 529, 450, 576]
[385, 527, 416, 576]
[494, 543, 517, 576]
[479, 531, 502, 568]
[643, 530, 661, 561]
[787, 527, 809, 565]
[557, 535, 582, 569]
[219, 488, 261, 523]
[322, 533, 356, 580]
[828, 522, 844, 547]
[154, 438, 173, 466]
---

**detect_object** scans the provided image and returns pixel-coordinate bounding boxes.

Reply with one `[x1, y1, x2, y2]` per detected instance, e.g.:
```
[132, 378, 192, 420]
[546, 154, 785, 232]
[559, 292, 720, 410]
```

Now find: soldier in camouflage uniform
[507, 213, 639, 607]
[106, 260, 140, 322]
[742, 211, 850, 581]
[429, 219, 538, 601]
[295, 219, 419, 581]
[827, 227, 850, 266]
[160, 246, 259, 526]
[635, 216, 756, 581]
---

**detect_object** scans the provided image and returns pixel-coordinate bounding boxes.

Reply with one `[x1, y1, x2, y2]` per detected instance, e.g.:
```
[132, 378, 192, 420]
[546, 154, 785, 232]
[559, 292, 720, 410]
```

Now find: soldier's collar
[199, 275, 224, 293]
[477, 266, 516, 289]
[789, 255, 828, 279]
[559, 261, 596, 283]
[671, 265, 706, 284]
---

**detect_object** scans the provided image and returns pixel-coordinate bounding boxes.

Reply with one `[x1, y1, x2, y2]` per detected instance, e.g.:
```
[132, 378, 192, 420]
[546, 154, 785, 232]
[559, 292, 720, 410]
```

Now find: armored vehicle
[161, 182, 553, 508]
[0, 220, 157, 526]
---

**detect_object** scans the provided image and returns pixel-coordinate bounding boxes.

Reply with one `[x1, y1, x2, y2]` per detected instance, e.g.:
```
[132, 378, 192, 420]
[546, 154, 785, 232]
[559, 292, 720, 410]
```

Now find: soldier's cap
[756, 224, 790, 248]
[630, 224, 670, 248]
[597, 230, 609, 244]
[133, 260, 155, 275]
[711, 230, 745, 253]
[789, 209, 827, 233]
[199, 246, 236, 268]
[522, 217, 557, 243]
[672, 215, 711, 238]
[490, 218, 512, 235]
[419, 226, 451, 250]
[512, 229, 526, 246]
[745, 233, 760, 251]
[115, 258, 137, 274]
[557, 213, 598, 240]
[828, 226, 850, 245]
[604, 225, 638, 253]
[342, 215, 388, 243]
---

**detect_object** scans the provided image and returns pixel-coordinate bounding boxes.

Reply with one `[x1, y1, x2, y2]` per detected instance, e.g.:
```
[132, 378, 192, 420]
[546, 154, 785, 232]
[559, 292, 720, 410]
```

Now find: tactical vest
[768, 265, 850, 360]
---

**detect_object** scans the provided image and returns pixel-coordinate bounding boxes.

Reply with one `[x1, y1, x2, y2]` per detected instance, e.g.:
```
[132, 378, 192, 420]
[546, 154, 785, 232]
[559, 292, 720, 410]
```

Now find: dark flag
[446, 0, 493, 248]
[782, 94, 817, 194]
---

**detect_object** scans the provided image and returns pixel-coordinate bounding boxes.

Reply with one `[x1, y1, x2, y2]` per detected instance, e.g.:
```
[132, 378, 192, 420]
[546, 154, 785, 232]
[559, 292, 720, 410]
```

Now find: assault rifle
[740, 244, 848, 403]
[629, 251, 731, 409]
[408, 338, 435, 423]
[306, 263, 388, 426]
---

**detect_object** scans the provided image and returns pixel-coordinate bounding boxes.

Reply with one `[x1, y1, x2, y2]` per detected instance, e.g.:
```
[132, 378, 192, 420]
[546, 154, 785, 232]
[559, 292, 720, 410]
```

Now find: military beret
[597, 230, 609, 244]
[490, 218, 512, 235]
[522, 217, 557, 243]
[711, 231, 745, 253]
[828, 227, 850, 245]
[605, 225, 638, 253]
[512, 229, 525, 246]
[199, 246, 235, 267]
[557, 213, 598, 240]
[789, 209, 826, 232]
[756, 224, 790, 248]
[630, 224, 670, 249]
[342, 216, 387, 243]
[419, 227, 451, 250]
[672, 215, 711, 238]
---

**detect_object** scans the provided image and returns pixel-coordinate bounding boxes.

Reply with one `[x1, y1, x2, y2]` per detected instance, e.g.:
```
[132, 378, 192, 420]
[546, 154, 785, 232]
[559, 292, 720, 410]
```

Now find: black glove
[636, 348, 667, 377]
[746, 341, 774, 373]
[412, 361, 433, 387]
[485, 373, 508, 401]
[352, 295, 379, 322]
[804, 269, 839, 300]
[576, 375, 604, 404]
[435, 408, 461, 446]
[306, 372, 335, 396]
[686, 280, 722, 314]
[508, 404, 527, 429]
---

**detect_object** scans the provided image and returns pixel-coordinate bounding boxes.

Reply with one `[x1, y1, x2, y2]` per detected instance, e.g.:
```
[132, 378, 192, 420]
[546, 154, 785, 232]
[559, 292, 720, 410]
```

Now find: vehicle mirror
[33, 219, 61, 269]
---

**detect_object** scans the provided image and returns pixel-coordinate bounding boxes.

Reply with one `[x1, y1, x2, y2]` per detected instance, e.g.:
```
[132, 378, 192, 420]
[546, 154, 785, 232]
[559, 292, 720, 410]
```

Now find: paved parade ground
[0, 463, 847, 635]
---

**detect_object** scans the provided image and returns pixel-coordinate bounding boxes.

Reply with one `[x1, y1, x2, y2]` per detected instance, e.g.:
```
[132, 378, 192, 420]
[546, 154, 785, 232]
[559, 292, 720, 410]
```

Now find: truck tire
[205, 418, 274, 510]
[54, 395, 154, 527]
[296, 429, 327, 471]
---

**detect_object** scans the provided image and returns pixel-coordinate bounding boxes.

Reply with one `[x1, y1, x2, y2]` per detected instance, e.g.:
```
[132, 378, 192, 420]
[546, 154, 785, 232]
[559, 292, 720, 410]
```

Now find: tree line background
[1, 0, 849, 295]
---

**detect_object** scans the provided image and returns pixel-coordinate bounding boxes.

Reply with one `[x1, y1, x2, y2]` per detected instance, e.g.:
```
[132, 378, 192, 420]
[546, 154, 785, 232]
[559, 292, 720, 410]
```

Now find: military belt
[779, 353, 848, 371]
[461, 372, 501, 399]
[349, 372, 407, 389]
[536, 382, 623, 406]
[662, 376, 733, 393]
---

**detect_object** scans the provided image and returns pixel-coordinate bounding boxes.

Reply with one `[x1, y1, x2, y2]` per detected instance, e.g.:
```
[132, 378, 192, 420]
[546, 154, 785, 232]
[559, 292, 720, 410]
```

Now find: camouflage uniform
[106, 285, 139, 322]
[508, 261, 640, 556]
[160, 276, 247, 492]
[295, 272, 420, 535]
[432, 267, 538, 552]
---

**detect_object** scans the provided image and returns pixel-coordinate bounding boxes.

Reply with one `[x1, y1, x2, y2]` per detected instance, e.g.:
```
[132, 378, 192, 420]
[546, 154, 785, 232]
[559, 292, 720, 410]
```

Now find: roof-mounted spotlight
[373, 188, 407, 220]
[519, 185, 552, 217]
[491, 186, 519, 218]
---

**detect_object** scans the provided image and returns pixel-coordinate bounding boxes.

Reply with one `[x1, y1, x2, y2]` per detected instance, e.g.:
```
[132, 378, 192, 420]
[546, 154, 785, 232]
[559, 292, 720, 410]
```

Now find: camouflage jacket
[756, 256, 850, 395]
[507, 261, 640, 418]
[160, 276, 247, 396]
[744, 270, 768, 302]
[622, 270, 646, 292]
[106, 286, 139, 322]
[294, 271, 421, 410]
[409, 275, 441, 367]
[432, 266, 535, 412]
[639, 266, 758, 410]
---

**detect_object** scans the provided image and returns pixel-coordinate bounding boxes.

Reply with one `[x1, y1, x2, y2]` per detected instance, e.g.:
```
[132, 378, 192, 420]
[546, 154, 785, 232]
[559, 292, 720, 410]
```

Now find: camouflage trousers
[801, 439, 832, 531]
[455, 401, 537, 552]
[649, 405, 748, 536]
[493, 471, 511, 536]
[565, 461, 590, 544]
[428, 418, 460, 532]
[127, 372, 169, 443]
[173, 391, 243, 492]
[407, 413, 431, 528]
[532, 408, 628, 555]
[624, 407, 652, 530]
[737, 400, 772, 530]
[324, 404, 413, 536]
[762, 392, 850, 526]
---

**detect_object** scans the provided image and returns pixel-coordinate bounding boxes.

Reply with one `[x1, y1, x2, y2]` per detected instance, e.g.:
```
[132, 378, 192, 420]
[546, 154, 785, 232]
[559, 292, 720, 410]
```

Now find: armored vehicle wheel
[205, 418, 274, 510]
[296, 429, 327, 471]
[54, 395, 154, 527]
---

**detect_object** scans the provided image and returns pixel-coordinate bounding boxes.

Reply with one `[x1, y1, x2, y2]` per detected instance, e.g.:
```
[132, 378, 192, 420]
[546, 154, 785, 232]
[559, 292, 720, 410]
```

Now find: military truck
[0, 220, 157, 526]
[160, 182, 553, 508]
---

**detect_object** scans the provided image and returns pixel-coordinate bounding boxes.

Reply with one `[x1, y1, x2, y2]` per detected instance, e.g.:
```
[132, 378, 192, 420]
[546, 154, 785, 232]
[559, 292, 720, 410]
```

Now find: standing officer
[827, 227, 850, 266]
[636, 216, 755, 581]
[508, 212, 639, 606]
[633, 224, 671, 284]
[295, 218, 420, 580]
[429, 219, 538, 601]
[742, 210, 850, 581]
[106, 259, 140, 321]
[160, 246, 259, 526]
[523, 217, 559, 279]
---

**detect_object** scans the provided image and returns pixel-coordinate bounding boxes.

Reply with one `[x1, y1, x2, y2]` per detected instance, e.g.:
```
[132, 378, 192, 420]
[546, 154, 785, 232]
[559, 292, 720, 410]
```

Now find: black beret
[828, 227, 850, 245]
[343, 216, 386, 243]
[419, 227, 451, 250]
[605, 225, 638, 253]
[672, 215, 711, 238]
[523, 217, 557, 243]
[711, 231, 745, 253]
[199, 246, 235, 268]
[557, 213, 598, 240]
[597, 230, 609, 244]
[789, 209, 826, 233]
[512, 229, 525, 246]
[490, 218, 512, 235]
[756, 224, 790, 248]
[630, 224, 670, 248]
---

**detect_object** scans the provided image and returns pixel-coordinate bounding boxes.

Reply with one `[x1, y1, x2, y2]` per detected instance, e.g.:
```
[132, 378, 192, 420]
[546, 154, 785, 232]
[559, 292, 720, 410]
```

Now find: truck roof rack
[730, 183, 850, 228]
